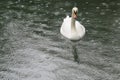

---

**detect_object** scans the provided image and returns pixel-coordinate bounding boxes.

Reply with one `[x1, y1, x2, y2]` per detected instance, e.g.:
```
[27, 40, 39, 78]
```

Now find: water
[0, 0, 120, 80]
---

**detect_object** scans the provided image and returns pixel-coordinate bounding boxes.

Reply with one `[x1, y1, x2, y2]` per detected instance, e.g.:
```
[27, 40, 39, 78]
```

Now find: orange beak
[74, 11, 77, 19]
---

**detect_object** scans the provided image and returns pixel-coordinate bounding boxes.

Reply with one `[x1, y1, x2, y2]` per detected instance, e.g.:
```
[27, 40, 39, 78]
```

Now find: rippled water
[0, 0, 120, 80]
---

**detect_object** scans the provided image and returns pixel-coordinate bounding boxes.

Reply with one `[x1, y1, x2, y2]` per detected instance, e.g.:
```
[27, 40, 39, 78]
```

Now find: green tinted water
[0, 0, 120, 80]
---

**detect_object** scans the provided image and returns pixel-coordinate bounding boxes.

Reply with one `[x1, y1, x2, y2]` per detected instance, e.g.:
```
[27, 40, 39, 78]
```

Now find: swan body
[60, 7, 85, 41]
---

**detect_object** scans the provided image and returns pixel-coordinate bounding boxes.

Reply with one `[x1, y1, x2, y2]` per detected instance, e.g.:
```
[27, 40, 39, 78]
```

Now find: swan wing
[75, 21, 85, 38]
[60, 16, 71, 38]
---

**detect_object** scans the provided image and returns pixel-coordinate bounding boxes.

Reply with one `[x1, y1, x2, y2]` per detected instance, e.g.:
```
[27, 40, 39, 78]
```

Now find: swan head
[72, 7, 78, 19]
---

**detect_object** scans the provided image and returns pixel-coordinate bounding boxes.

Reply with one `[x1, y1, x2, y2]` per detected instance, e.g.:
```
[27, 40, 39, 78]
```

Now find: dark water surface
[0, 0, 120, 80]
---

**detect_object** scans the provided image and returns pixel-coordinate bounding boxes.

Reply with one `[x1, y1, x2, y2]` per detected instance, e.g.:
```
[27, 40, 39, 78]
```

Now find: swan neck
[71, 17, 76, 30]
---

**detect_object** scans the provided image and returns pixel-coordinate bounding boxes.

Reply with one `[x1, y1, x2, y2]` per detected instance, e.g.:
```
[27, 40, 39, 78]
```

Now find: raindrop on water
[112, 23, 116, 26]
[102, 3, 109, 8]
[21, 5, 25, 8]
[29, 1, 32, 3]
[85, 12, 89, 15]
[45, 3, 49, 8]
[60, 8, 63, 10]
[8, 1, 14, 5]
[18, 0, 21, 2]
[96, 6, 100, 9]
[113, 13, 117, 16]
[54, 12, 60, 16]
[117, 3, 120, 6]
[115, 20, 119, 23]
[85, 2, 89, 4]
[7, 6, 10, 9]
[86, 20, 90, 23]
[100, 12, 105, 15]
[112, 10, 116, 13]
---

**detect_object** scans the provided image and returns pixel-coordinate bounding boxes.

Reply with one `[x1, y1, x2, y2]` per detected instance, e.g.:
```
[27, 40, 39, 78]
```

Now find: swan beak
[74, 11, 77, 19]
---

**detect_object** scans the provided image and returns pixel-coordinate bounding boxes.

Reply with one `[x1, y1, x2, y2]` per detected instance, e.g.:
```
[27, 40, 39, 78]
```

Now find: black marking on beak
[74, 11, 77, 15]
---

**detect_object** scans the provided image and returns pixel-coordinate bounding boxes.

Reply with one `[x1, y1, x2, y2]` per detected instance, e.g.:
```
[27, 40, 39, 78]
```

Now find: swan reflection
[71, 42, 79, 63]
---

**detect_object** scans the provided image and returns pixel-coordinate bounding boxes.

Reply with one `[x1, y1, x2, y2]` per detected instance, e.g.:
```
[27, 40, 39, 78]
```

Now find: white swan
[60, 7, 85, 41]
